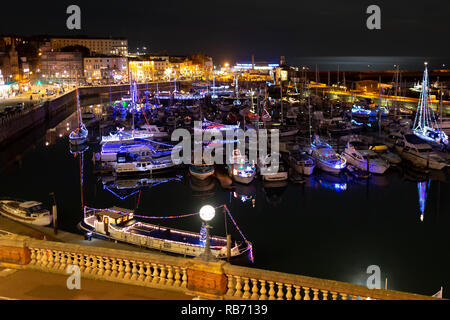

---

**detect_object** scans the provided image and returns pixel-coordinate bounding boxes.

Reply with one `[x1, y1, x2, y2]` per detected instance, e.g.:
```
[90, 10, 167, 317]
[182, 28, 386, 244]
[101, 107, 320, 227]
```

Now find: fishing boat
[342, 141, 390, 174]
[227, 149, 256, 184]
[309, 137, 347, 174]
[0, 199, 52, 226]
[394, 134, 448, 170]
[69, 87, 88, 145]
[412, 63, 449, 145]
[79, 206, 252, 260]
[189, 164, 215, 180]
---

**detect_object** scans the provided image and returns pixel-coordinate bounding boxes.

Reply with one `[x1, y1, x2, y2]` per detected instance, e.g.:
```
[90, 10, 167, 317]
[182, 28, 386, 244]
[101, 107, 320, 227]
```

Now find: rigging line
[223, 204, 249, 243]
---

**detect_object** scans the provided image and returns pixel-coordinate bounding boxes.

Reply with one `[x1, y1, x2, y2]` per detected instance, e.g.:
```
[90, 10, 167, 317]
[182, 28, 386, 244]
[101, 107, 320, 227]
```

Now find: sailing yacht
[412, 63, 449, 145]
[69, 87, 88, 145]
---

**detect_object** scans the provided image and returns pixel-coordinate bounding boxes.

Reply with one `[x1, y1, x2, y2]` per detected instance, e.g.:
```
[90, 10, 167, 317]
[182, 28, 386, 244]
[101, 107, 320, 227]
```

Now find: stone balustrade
[222, 264, 438, 300]
[26, 238, 188, 293]
[0, 234, 441, 300]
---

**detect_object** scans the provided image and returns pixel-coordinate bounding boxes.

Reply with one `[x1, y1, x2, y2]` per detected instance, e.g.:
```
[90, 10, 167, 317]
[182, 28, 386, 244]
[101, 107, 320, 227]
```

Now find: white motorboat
[309, 137, 347, 174]
[0, 200, 52, 226]
[113, 153, 175, 174]
[394, 134, 448, 170]
[342, 141, 390, 174]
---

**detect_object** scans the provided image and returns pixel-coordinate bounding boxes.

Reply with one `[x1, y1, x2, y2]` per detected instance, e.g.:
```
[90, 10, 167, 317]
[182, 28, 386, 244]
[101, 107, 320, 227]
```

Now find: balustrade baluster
[181, 267, 187, 288]
[123, 260, 131, 280]
[268, 281, 275, 300]
[110, 258, 118, 278]
[166, 266, 174, 286]
[117, 259, 124, 279]
[59, 252, 67, 271]
[321, 290, 329, 300]
[159, 265, 166, 285]
[312, 288, 319, 300]
[331, 291, 338, 300]
[151, 263, 160, 284]
[97, 256, 105, 276]
[259, 280, 268, 300]
[276, 282, 284, 300]
[173, 266, 181, 287]
[30, 248, 37, 265]
[104, 258, 111, 277]
[233, 276, 243, 298]
[250, 278, 259, 300]
[138, 262, 145, 282]
[144, 262, 152, 284]
[242, 278, 251, 299]
[294, 285, 301, 300]
[84, 255, 91, 274]
[226, 275, 235, 296]
[130, 260, 138, 280]
[285, 284, 293, 300]
[303, 287, 311, 300]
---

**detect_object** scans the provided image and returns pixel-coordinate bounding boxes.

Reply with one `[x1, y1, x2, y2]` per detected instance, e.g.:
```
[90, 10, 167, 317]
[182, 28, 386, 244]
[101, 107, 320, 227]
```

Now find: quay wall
[0, 233, 440, 300]
[0, 81, 189, 147]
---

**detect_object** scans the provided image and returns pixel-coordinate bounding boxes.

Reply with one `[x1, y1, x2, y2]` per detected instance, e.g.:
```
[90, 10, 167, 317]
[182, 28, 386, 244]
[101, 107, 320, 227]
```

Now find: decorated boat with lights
[0, 199, 52, 226]
[79, 206, 253, 260]
[69, 87, 88, 145]
[227, 149, 256, 184]
[309, 137, 346, 174]
[412, 63, 449, 145]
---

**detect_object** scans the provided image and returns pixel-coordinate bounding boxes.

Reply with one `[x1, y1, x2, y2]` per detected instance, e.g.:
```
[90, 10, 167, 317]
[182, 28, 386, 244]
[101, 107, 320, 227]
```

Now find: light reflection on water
[0, 104, 449, 297]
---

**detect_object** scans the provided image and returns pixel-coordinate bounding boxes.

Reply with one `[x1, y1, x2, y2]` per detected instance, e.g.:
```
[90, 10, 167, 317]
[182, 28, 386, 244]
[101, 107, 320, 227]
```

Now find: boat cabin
[94, 207, 134, 226]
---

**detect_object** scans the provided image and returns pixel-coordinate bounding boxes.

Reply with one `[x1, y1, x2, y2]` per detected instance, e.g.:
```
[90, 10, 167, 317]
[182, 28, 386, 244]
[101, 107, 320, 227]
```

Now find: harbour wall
[0, 81, 189, 148]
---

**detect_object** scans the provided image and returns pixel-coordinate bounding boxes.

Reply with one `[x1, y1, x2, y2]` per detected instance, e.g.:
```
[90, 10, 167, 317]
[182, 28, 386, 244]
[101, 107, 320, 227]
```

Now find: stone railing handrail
[0, 234, 441, 300]
[222, 264, 438, 300]
[25, 238, 189, 294]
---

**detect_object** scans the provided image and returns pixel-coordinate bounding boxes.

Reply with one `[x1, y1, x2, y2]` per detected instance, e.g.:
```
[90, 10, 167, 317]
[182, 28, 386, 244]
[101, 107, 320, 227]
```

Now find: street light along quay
[197, 205, 218, 262]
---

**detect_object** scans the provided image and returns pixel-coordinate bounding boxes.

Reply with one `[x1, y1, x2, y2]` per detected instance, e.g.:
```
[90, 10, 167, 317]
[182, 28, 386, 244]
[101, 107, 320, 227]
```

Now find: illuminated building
[50, 37, 128, 56]
[84, 56, 128, 83]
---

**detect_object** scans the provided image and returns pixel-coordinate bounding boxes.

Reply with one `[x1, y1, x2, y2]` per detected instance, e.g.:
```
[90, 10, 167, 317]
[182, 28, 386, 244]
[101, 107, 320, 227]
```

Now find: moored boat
[0, 199, 52, 226]
[79, 206, 252, 260]
[309, 137, 346, 174]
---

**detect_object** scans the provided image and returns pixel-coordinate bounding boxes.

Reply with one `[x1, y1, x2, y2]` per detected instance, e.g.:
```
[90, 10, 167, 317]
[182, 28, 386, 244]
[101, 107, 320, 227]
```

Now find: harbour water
[0, 102, 449, 297]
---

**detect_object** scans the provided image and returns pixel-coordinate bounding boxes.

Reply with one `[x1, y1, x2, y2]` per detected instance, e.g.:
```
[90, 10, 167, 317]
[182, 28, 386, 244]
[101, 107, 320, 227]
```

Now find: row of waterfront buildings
[0, 35, 214, 86]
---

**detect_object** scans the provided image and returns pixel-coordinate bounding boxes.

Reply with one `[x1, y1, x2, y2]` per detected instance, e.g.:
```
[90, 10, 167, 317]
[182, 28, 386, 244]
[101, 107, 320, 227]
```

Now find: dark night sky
[2, 0, 450, 69]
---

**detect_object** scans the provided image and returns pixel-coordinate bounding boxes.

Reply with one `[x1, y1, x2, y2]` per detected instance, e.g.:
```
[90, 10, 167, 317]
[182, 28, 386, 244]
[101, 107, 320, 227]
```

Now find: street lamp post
[197, 205, 217, 262]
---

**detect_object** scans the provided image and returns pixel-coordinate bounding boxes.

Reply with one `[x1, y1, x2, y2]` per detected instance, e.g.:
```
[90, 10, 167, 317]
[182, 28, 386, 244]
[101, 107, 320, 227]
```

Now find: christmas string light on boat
[413, 63, 449, 145]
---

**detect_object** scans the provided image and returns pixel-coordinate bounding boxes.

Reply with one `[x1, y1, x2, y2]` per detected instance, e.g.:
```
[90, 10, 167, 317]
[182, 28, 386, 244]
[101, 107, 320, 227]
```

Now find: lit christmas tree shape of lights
[413, 63, 449, 145]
